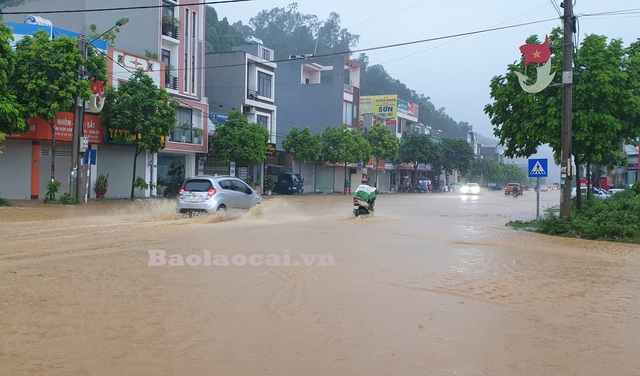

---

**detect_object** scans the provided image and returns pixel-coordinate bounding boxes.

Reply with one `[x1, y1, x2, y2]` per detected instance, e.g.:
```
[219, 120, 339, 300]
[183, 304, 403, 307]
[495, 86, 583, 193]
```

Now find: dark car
[275, 172, 304, 195]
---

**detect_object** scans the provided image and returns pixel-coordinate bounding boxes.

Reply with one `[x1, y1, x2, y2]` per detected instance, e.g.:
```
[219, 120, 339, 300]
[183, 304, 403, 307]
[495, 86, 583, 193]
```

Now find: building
[1, 0, 209, 198]
[275, 55, 362, 193]
[204, 37, 277, 184]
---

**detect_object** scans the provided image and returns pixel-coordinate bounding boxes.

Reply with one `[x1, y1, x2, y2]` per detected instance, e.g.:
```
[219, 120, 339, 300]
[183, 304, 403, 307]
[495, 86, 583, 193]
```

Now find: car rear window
[183, 179, 213, 192]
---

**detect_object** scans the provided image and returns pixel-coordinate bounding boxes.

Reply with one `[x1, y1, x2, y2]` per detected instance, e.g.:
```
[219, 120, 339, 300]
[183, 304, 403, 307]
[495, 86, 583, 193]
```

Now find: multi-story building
[1, 0, 209, 198]
[275, 55, 362, 193]
[204, 37, 277, 184]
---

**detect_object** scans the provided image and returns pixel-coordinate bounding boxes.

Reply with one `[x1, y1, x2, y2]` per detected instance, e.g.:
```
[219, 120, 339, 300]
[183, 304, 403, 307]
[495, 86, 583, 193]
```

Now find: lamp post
[71, 16, 129, 202]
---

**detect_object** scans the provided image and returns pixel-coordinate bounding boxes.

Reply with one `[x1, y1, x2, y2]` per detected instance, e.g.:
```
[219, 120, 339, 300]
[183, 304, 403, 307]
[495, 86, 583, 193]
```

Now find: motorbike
[354, 182, 377, 217]
[512, 189, 520, 198]
[353, 197, 375, 217]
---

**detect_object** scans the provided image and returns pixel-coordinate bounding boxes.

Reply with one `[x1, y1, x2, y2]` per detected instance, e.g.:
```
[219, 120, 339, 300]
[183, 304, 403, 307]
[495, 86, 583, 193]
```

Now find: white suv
[175, 175, 261, 214]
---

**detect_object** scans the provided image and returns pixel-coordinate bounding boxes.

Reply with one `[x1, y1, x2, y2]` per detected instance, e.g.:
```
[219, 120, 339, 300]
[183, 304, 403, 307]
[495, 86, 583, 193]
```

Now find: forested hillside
[206, 4, 478, 140]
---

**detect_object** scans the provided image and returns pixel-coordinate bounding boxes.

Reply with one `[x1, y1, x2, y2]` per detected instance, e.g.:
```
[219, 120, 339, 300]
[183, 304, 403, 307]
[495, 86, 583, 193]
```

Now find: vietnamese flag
[519, 35, 551, 66]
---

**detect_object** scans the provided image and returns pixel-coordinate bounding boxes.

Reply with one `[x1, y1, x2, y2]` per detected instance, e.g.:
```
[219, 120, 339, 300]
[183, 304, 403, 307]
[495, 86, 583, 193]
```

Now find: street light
[71, 16, 129, 202]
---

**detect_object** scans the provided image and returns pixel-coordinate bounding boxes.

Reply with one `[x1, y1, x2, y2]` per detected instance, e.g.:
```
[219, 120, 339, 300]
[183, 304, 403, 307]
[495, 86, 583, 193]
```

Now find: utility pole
[559, 1, 574, 217]
[71, 34, 87, 201]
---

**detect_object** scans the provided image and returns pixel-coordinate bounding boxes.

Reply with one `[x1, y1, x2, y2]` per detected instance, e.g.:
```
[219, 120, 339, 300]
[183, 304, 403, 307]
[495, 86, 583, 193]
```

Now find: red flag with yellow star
[519, 35, 551, 66]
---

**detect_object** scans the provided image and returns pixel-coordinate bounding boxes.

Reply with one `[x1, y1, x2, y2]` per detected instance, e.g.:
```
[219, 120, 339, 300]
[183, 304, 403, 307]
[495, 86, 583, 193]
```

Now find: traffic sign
[528, 158, 548, 177]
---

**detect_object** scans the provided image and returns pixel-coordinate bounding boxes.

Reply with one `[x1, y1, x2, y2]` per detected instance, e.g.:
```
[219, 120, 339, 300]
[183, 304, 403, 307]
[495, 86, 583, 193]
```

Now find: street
[1, 190, 639, 375]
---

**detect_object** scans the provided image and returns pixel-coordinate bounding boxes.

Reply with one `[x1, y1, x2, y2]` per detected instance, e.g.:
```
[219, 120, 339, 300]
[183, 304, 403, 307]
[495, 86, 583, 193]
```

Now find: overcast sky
[214, 0, 640, 181]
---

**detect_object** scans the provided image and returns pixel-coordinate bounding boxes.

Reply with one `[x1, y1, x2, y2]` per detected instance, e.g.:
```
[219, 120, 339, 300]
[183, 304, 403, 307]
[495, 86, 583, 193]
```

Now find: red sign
[4, 112, 103, 144]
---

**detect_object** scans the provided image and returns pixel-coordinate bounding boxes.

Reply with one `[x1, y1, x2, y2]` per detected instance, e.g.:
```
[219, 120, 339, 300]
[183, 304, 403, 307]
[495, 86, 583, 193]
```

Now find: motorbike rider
[354, 176, 377, 211]
[513, 184, 520, 197]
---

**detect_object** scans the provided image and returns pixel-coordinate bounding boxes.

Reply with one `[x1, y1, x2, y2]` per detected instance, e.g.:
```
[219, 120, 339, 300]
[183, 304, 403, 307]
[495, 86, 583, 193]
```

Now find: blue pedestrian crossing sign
[528, 158, 548, 177]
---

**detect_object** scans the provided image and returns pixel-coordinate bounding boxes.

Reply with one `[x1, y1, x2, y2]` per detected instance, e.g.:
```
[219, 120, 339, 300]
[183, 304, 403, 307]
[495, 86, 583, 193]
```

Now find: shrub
[45, 180, 61, 203]
[58, 193, 78, 205]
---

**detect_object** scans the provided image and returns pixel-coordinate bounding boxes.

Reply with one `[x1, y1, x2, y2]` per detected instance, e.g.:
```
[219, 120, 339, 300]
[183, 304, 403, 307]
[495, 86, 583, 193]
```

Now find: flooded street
[1, 190, 639, 375]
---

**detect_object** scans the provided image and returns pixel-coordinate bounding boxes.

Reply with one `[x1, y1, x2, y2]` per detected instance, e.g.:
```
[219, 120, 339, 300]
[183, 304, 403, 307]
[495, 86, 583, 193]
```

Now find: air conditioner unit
[248, 93, 255, 100]
[243, 106, 255, 115]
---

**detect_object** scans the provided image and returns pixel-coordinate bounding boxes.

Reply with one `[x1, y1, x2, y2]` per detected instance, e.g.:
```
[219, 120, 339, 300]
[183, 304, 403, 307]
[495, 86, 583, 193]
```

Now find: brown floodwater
[1, 190, 639, 375]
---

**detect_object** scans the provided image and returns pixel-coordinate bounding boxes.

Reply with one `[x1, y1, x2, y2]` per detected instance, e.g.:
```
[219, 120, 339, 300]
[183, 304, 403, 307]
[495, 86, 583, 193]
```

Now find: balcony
[169, 128, 204, 144]
[165, 75, 178, 90]
[162, 18, 180, 39]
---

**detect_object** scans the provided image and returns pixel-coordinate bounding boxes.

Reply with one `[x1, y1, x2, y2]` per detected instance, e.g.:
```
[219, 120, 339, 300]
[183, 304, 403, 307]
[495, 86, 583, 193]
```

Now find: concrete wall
[0, 140, 32, 199]
[95, 144, 146, 199]
[275, 56, 346, 148]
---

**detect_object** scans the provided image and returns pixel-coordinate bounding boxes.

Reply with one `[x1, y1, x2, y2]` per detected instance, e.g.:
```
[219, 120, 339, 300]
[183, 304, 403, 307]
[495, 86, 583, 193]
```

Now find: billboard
[359, 95, 398, 127]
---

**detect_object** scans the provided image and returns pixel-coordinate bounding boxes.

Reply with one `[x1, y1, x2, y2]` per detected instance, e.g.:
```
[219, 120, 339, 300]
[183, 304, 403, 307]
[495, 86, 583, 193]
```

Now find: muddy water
[1, 191, 639, 375]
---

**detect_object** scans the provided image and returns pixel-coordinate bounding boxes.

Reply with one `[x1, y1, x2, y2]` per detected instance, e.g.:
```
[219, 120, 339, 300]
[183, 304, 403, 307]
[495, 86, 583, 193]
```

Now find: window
[258, 71, 272, 98]
[343, 101, 354, 126]
[256, 115, 268, 128]
[191, 11, 197, 94]
[162, 1, 174, 18]
[177, 107, 193, 127]
[262, 48, 271, 60]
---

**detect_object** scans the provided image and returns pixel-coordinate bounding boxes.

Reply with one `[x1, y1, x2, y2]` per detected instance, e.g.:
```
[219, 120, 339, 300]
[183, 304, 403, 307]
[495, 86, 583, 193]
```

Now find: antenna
[313, 35, 319, 56]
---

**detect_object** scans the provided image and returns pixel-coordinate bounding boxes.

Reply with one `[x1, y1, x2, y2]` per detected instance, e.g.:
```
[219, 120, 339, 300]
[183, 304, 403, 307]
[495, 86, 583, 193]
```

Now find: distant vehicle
[539, 185, 549, 192]
[460, 183, 481, 195]
[448, 182, 463, 192]
[571, 187, 608, 199]
[175, 175, 261, 214]
[488, 183, 504, 191]
[275, 172, 304, 195]
[504, 183, 521, 195]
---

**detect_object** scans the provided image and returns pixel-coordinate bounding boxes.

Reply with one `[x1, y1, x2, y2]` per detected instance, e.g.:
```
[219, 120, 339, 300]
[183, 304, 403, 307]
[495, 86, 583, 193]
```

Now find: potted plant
[264, 176, 275, 196]
[192, 127, 204, 144]
[94, 173, 109, 199]
[177, 122, 192, 142]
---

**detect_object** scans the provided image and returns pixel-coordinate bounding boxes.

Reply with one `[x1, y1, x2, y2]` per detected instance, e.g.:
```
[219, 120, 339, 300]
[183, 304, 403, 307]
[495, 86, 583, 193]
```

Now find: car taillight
[206, 188, 216, 200]
[178, 188, 185, 197]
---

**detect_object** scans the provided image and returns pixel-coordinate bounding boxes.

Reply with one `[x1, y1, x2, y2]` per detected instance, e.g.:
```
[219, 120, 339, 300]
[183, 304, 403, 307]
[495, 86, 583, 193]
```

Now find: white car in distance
[460, 183, 481, 195]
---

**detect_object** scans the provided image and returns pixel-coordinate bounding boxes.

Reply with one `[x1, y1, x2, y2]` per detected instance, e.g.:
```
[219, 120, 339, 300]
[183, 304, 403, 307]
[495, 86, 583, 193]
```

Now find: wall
[0, 140, 32, 199]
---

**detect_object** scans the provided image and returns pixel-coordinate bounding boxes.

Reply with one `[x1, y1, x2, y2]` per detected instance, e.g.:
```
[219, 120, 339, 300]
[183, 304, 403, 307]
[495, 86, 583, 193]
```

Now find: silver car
[175, 175, 261, 214]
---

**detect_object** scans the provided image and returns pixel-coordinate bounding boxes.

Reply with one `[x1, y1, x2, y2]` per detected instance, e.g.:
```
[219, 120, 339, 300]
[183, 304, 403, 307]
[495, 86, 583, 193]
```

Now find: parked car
[175, 175, 261, 214]
[275, 172, 304, 195]
[460, 182, 481, 195]
[504, 183, 521, 195]
[488, 183, 504, 191]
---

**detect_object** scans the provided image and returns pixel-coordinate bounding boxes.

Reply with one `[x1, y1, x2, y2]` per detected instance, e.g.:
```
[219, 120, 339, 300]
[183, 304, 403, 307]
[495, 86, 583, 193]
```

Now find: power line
[0, 0, 254, 15]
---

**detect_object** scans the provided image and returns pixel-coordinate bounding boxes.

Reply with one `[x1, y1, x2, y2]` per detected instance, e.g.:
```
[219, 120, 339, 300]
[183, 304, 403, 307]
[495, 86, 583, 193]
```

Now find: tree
[281, 126, 322, 173]
[101, 69, 178, 200]
[209, 110, 270, 167]
[398, 133, 439, 186]
[0, 21, 25, 138]
[485, 29, 640, 210]
[365, 123, 399, 187]
[247, 2, 358, 60]
[14, 30, 104, 182]
[440, 138, 476, 183]
[322, 126, 371, 188]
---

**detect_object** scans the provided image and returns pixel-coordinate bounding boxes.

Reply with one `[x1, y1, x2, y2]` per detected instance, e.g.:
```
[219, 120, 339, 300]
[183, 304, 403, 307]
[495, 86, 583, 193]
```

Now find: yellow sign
[359, 95, 398, 125]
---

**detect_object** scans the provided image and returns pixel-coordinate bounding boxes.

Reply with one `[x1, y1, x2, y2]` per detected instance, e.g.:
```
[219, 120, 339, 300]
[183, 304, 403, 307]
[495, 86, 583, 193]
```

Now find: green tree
[205, 6, 245, 53]
[14, 30, 105, 182]
[398, 133, 439, 186]
[247, 2, 358, 60]
[209, 110, 270, 167]
[0, 21, 25, 138]
[322, 126, 371, 187]
[470, 157, 503, 185]
[365, 123, 399, 186]
[440, 138, 476, 183]
[101, 69, 178, 200]
[485, 29, 640, 209]
[282, 126, 322, 173]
